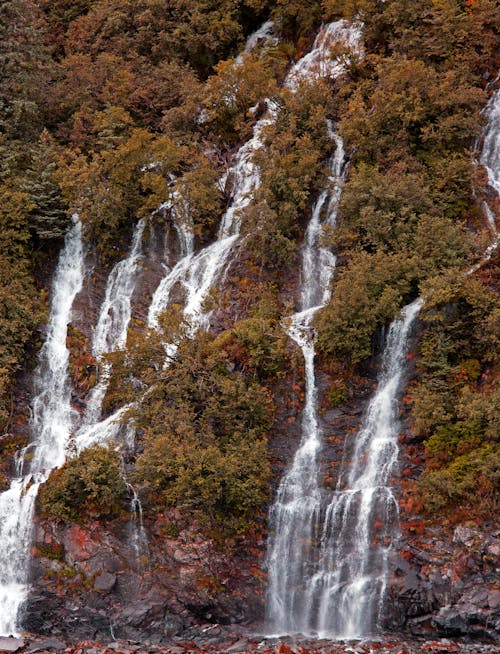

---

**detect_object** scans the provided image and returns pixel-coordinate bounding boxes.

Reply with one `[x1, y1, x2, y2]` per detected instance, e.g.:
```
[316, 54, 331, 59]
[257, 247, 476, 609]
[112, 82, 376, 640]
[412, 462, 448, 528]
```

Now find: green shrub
[38, 445, 127, 523]
[419, 445, 500, 514]
[315, 250, 413, 364]
[131, 330, 276, 533]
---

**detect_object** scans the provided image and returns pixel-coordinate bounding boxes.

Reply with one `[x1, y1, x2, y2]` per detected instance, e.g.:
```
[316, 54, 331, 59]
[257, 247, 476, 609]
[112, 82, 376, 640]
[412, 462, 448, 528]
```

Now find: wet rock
[0, 637, 25, 652]
[489, 589, 500, 610]
[163, 614, 184, 637]
[226, 638, 250, 652]
[26, 638, 66, 652]
[433, 606, 469, 636]
[486, 540, 500, 558]
[407, 614, 436, 637]
[421, 640, 460, 652]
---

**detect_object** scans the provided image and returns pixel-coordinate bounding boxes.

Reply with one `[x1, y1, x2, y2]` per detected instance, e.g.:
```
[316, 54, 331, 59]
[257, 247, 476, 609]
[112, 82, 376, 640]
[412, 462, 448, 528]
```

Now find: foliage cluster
[312, 0, 499, 519]
[316, 0, 497, 364]
[2, 0, 499, 533]
[38, 445, 127, 522]
[408, 272, 499, 514]
[101, 305, 291, 534]
[245, 78, 335, 270]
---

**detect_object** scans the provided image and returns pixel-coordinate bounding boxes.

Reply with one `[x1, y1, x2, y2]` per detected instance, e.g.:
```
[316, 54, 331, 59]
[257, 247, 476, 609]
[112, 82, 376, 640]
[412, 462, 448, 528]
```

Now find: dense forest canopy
[0, 0, 498, 530]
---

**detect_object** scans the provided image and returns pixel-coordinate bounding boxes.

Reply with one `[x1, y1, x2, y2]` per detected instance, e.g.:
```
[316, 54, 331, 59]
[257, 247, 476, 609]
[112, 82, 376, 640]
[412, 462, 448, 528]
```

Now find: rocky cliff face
[26, 511, 265, 643]
[393, 523, 500, 641]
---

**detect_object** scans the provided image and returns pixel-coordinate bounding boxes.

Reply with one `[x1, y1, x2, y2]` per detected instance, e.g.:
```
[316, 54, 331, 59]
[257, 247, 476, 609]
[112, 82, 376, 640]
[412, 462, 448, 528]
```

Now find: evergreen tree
[22, 132, 69, 241]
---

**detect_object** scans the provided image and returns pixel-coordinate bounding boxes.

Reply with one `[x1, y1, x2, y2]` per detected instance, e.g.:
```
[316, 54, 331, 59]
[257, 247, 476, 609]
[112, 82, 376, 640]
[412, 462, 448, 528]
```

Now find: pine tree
[22, 132, 69, 241]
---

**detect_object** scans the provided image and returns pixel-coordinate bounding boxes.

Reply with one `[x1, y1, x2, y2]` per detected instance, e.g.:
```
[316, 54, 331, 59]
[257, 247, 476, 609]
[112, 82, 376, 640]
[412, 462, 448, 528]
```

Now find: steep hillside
[0, 0, 498, 647]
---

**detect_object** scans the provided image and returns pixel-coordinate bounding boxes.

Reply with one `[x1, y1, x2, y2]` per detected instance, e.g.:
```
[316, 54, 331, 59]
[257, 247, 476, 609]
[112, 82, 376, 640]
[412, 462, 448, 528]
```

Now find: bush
[132, 330, 276, 533]
[419, 445, 500, 514]
[38, 445, 127, 523]
[315, 250, 414, 364]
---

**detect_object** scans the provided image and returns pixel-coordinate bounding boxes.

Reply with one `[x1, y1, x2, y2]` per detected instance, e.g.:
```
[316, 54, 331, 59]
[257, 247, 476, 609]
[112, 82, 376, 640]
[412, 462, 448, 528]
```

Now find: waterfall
[265, 125, 348, 635]
[0, 18, 363, 637]
[266, 37, 500, 648]
[479, 86, 499, 257]
[148, 20, 362, 340]
[312, 299, 422, 638]
[264, 21, 424, 637]
[74, 219, 145, 453]
[480, 87, 500, 200]
[264, 22, 365, 638]
[267, 293, 422, 638]
[0, 217, 84, 636]
[92, 219, 146, 357]
[469, 85, 499, 274]
[236, 20, 276, 64]
[147, 115, 269, 333]
[127, 482, 150, 563]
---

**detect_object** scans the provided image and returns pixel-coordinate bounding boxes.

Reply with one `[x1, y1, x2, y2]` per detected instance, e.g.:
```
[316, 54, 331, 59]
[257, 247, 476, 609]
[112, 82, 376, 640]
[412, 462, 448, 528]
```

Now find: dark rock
[407, 614, 435, 637]
[226, 638, 250, 652]
[26, 638, 66, 652]
[163, 614, 184, 637]
[93, 572, 116, 592]
[489, 589, 500, 610]
[453, 526, 478, 546]
[433, 607, 469, 636]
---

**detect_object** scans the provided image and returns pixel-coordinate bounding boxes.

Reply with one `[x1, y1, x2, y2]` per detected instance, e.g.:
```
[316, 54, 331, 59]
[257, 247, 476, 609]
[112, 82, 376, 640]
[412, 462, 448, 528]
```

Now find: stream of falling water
[312, 300, 421, 639]
[481, 87, 500, 200]
[266, 74, 500, 645]
[0, 217, 84, 636]
[469, 85, 499, 274]
[146, 20, 362, 356]
[74, 218, 146, 452]
[479, 86, 499, 252]
[266, 294, 422, 636]
[263, 117, 350, 635]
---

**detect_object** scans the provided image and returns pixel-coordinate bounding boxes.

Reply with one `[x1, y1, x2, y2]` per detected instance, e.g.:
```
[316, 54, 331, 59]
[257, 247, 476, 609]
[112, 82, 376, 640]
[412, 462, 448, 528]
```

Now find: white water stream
[470, 85, 499, 273]
[0, 217, 84, 635]
[266, 69, 500, 645]
[264, 115, 350, 635]
[480, 87, 500, 200]
[72, 218, 150, 556]
[74, 219, 145, 453]
[148, 20, 361, 341]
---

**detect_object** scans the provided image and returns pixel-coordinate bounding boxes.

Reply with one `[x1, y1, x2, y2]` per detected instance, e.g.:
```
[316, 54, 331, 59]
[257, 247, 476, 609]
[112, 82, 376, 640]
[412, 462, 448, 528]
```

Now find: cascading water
[0, 18, 364, 637]
[264, 20, 424, 638]
[92, 219, 146, 357]
[311, 299, 422, 639]
[480, 86, 499, 251]
[147, 116, 269, 334]
[267, 292, 422, 637]
[469, 85, 499, 274]
[264, 22, 365, 638]
[265, 128, 348, 636]
[236, 20, 276, 64]
[266, 44, 500, 650]
[0, 217, 84, 636]
[148, 20, 362, 339]
[74, 219, 145, 452]
[480, 87, 500, 200]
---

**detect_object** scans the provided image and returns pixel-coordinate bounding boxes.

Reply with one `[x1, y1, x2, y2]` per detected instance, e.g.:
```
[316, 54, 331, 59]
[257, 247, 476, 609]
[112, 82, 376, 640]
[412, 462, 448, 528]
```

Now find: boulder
[93, 572, 116, 592]
[0, 637, 25, 652]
